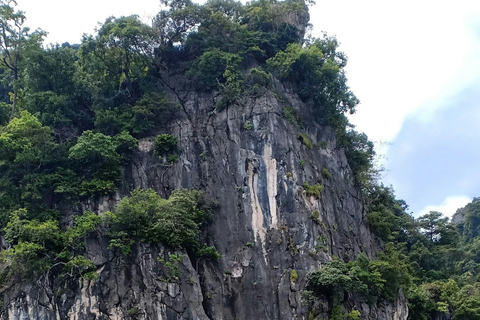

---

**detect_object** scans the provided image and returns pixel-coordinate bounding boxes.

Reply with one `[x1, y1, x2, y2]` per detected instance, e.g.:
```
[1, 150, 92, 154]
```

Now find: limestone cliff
[1, 77, 408, 319]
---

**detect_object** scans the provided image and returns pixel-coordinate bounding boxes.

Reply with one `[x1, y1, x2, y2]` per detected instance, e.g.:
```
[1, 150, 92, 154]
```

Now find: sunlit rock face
[1, 78, 407, 320]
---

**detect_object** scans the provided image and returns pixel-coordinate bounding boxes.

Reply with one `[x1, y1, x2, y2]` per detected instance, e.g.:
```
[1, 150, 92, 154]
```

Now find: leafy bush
[0, 111, 56, 164]
[307, 252, 409, 304]
[154, 134, 178, 157]
[303, 182, 323, 199]
[322, 168, 332, 179]
[196, 244, 222, 261]
[68, 130, 121, 178]
[245, 67, 272, 94]
[267, 38, 358, 129]
[131, 92, 179, 134]
[0, 208, 102, 279]
[307, 259, 358, 301]
[299, 159, 305, 169]
[283, 106, 302, 127]
[158, 253, 185, 282]
[108, 188, 217, 254]
[338, 130, 375, 186]
[68, 130, 137, 196]
[243, 121, 253, 130]
[291, 269, 298, 282]
[187, 49, 242, 91]
[218, 66, 244, 108]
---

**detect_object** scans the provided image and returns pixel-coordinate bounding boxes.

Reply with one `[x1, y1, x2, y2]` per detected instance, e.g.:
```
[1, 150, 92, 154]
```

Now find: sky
[16, 0, 480, 218]
[310, 1, 480, 217]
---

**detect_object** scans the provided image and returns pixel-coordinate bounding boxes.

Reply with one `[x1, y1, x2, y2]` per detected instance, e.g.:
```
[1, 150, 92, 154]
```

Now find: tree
[306, 259, 357, 302]
[108, 188, 212, 254]
[154, 0, 204, 45]
[0, 0, 45, 118]
[340, 130, 376, 185]
[68, 130, 121, 181]
[23, 45, 94, 140]
[457, 198, 480, 242]
[266, 36, 359, 130]
[417, 211, 450, 243]
[0, 110, 55, 166]
[78, 15, 157, 100]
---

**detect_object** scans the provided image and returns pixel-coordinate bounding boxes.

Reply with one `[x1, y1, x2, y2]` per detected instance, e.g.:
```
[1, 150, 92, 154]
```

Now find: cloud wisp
[418, 195, 472, 219]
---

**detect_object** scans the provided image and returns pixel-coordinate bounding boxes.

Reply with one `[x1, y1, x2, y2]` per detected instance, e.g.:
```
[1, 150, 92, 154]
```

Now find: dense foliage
[106, 188, 218, 257]
[364, 188, 480, 319]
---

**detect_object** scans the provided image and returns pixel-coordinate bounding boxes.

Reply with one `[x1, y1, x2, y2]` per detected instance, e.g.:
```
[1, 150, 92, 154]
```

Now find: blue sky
[384, 84, 480, 216]
[17, 0, 480, 217]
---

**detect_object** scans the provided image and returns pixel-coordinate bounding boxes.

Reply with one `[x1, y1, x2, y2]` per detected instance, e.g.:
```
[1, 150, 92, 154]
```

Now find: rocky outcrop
[0, 79, 408, 319]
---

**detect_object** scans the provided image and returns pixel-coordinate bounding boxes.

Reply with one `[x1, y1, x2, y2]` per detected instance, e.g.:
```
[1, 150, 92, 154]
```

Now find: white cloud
[309, 1, 480, 149]
[418, 195, 472, 218]
[18, 0, 161, 45]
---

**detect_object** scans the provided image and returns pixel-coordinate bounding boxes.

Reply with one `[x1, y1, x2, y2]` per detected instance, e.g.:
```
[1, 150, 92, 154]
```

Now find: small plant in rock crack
[298, 133, 313, 149]
[311, 210, 320, 223]
[299, 160, 305, 169]
[303, 182, 323, 199]
[290, 269, 298, 282]
[158, 254, 185, 282]
[127, 307, 140, 316]
[322, 168, 332, 179]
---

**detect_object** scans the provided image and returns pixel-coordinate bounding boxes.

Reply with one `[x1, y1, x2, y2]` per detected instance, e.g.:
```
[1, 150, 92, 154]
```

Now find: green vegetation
[0, 185, 218, 284]
[311, 210, 320, 223]
[154, 134, 178, 157]
[307, 251, 409, 305]
[291, 269, 298, 282]
[339, 130, 376, 187]
[0, 0, 365, 286]
[303, 182, 323, 199]
[328, 305, 360, 320]
[267, 38, 358, 131]
[158, 253, 185, 282]
[299, 159, 305, 169]
[245, 67, 272, 95]
[298, 132, 313, 149]
[243, 121, 253, 131]
[127, 308, 140, 317]
[361, 186, 480, 319]
[196, 243, 222, 261]
[322, 168, 332, 179]
[0, 209, 101, 280]
[107, 188, 217, 255]
[283, 106, 302, 127]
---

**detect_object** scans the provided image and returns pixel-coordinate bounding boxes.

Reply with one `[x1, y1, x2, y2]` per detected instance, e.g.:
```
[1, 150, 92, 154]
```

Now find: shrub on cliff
[107, 188, 218, 257]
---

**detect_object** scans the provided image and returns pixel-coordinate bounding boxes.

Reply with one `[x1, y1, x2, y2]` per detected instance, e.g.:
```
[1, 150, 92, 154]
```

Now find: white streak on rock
[264, 144, 278, 229]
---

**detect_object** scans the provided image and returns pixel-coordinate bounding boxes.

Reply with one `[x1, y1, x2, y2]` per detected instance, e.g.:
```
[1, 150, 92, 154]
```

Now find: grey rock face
[1, 81, 407, 319]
